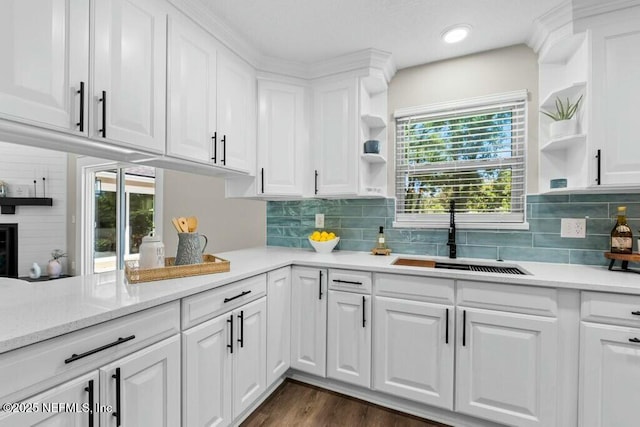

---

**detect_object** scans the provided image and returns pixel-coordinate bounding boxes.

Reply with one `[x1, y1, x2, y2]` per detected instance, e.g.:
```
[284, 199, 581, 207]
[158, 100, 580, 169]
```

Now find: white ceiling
[199, 0, 566, 70]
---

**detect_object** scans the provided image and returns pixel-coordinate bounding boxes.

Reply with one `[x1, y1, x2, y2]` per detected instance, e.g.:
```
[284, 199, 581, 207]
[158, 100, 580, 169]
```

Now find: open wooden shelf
[540, 134, 587, 152]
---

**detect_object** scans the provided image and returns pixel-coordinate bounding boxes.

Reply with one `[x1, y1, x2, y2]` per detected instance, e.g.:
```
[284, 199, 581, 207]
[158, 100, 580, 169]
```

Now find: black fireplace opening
[0, 224, 17, 278]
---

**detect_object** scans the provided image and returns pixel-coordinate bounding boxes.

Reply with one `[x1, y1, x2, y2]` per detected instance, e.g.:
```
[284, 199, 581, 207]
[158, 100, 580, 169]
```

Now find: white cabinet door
[327, 290, 371, 388]
[100, 335, 180, 427]
[257, 80, 306, 196]
[233, 297, 267, 419]
[373, 297, 453, 410]
[266, 267, 291, 385]
[591, 14, 640, 186]
[167, 12, 216, 164]
[0, 371, 98, 427]
[291, 267, 327, 377]
[93, 0, 167, 153]
[217, 51, 256, 172]
[182, 313, 232, 427]
[0, 0, 88, 134]
[456, 308, 558, 427]
[580, 322, 640, 427]
[313, 78, 358, 196]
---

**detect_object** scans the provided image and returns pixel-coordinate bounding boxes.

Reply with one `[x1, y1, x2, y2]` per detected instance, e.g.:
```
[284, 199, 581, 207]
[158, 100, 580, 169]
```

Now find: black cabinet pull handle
[111, 367, 121, 426]
[227, 314, 233, 353]
[318, 270, 323, 300]
[261, 168, 265, 193]
[238, 311, 244, 348]
[632, 311, 640, 316]
[85, 379, 94, 427]
[221, 134, 226, 165]
[76, 82, 85, 132]
[224, 290, 251, 303]
[630, 337, 640, 343]
[595, 149, 601, 185]
[362, 296, 366, 328]
[445, 308, 449, 344]
[99, 90, 106, 138]
[211, 132, 217, 162]
[462, 310, 467, 347]
[314, 170, 318, 195]
[65, 335, 135, 364]
[333, 279, 363, 285]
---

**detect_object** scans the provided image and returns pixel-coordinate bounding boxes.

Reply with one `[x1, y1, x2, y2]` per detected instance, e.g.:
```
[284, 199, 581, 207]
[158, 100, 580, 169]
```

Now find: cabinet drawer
[374, 273, 454, 304]
[181, 274, 266, 329]
[0, 301, 180, 402]
[328, 269, 372, 293]
[582, 291, 640, 327]
[457, 280, 557, 317]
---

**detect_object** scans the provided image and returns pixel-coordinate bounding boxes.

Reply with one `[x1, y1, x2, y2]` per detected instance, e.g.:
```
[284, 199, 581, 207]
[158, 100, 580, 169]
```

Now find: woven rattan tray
[125, 254, 230, 283]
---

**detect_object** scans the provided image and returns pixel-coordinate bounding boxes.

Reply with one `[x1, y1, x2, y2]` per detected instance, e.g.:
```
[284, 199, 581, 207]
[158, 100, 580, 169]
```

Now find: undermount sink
[392, 257, 529, 275]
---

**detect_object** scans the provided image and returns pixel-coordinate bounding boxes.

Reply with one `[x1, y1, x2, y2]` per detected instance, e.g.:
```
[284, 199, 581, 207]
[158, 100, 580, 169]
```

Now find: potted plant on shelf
[541, 94, 583, 139]
[47, 249, 67, 279]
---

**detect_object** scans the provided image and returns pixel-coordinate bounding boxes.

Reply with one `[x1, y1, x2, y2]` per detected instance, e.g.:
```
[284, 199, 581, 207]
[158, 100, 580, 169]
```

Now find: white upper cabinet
[0, 0, 89, 135]
[216, 50, 256, 173]
[588, 8, 640, 187]
[257, 79, 307, 196]
[92, 0, 168, 153]
[167, 12, 217, 165]
[312, 77, 359, 196]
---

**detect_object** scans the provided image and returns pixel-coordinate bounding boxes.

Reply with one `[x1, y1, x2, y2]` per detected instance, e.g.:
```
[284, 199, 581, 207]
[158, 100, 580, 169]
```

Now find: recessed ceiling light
[441, 24, 472, 44]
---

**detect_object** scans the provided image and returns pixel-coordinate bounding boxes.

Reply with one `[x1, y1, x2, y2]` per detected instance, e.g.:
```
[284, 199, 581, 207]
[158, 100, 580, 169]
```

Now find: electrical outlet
[315, 213, 325, 228]
[561, 218, 586, 238]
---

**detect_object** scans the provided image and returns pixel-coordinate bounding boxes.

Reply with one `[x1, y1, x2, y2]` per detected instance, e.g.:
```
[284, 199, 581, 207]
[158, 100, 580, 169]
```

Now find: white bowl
[308, 237, 340, 253]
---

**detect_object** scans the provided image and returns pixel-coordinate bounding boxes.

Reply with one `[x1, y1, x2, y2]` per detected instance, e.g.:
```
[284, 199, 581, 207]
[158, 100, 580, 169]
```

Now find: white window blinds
[394, 90, 527, 226]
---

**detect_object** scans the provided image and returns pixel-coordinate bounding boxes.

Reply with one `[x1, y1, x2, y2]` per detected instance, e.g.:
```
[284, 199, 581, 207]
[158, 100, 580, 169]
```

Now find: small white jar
[139, 234, 165, 269]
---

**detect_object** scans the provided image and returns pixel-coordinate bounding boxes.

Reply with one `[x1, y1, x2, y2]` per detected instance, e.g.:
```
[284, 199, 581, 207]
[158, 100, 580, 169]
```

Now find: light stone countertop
[1, 246, 639, 354]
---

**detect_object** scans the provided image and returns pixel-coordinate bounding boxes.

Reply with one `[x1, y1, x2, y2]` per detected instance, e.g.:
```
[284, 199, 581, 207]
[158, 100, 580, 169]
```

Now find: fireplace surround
[0, 224, 17, 277]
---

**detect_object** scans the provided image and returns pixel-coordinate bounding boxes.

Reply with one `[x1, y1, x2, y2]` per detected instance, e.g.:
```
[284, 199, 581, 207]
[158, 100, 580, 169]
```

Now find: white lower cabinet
[266, 267, 291, 385]
[182, 296, 267, 426]
[455, 307, 558, 427]
[0, 371, 98, 427]
[100, 335, 181, 427]
[327, 290, 371, 388]
[579, 291, 640, 427]
[373, 296, 454, 409]
[291, 266, 327, 377]
[580, 323, 640, 427]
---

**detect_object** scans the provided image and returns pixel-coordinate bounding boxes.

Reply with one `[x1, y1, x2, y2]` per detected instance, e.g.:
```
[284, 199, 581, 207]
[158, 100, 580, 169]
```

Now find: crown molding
[573, 0, 640, 20]
[527, 0, 574, 55]
[169, 1, 397, 82]
[167, 0, 262, 67]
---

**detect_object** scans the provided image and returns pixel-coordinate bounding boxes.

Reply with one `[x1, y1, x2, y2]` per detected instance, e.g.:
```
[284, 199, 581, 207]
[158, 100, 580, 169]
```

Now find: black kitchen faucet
[447, 200, 457, 259]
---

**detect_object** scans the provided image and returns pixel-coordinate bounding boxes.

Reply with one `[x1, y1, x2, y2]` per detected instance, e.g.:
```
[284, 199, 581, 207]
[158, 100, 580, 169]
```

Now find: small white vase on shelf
[47, 260, 62, 278]
[550, 118, 578, 139]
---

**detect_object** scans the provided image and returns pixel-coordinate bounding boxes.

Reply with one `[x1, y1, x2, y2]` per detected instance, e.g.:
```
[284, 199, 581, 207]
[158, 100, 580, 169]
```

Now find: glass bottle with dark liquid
[610, 206, 633, 254]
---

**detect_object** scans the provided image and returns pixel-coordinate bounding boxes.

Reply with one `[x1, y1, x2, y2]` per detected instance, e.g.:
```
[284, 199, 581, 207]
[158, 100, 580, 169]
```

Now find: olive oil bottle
[376, 226, 387, 250]
[610, 206, 633, 254]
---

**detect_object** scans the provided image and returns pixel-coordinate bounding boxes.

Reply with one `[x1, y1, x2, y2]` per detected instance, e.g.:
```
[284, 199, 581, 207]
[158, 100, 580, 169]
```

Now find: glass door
[85, 165, 158, 274]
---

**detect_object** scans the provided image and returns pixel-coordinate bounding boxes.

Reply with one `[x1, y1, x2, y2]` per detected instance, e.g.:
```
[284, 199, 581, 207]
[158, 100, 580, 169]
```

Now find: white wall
[162, 170, 266, 257]
[0, 142, 67, 276]
[388, 44, 539, 193]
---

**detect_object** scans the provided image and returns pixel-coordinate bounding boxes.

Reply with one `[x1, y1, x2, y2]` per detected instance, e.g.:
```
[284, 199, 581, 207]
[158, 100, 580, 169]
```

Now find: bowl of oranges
[308, 230, 340, 253]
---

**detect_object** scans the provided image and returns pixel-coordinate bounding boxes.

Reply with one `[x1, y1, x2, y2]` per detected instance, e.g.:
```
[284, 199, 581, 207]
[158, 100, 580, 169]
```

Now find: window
[394, 90, 527, 228]
[77, 160, 162, 274]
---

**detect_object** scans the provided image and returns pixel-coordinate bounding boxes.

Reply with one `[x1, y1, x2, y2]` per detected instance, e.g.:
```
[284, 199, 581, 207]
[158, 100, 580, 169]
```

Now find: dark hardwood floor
[241, 380, 451, 427]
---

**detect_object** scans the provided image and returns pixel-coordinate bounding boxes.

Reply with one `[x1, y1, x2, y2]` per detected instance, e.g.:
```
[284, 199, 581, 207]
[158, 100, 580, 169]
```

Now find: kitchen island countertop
[1, 246, 638, 354]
